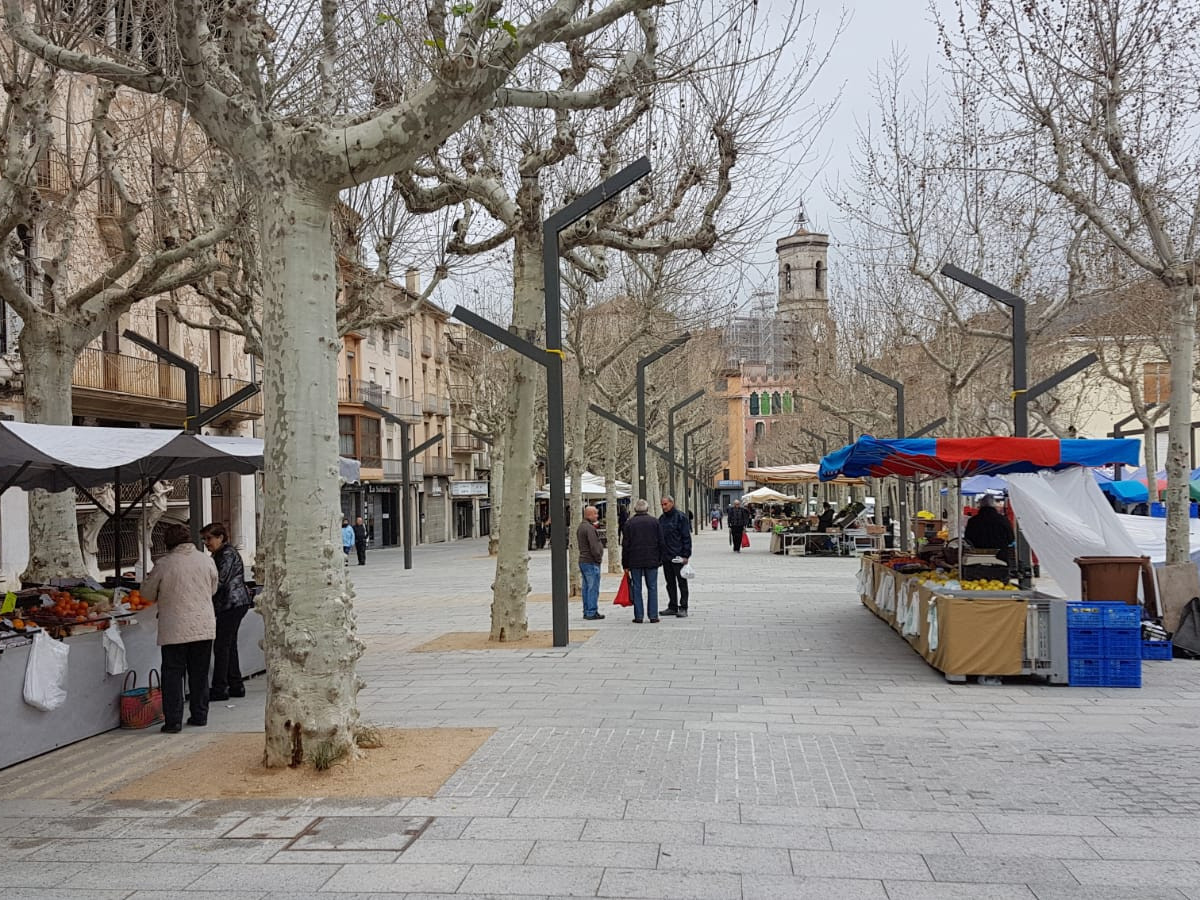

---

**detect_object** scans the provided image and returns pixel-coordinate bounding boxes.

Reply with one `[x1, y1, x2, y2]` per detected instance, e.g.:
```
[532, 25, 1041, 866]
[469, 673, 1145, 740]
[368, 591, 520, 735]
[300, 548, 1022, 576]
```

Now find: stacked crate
[1067, 602, 1142, 687]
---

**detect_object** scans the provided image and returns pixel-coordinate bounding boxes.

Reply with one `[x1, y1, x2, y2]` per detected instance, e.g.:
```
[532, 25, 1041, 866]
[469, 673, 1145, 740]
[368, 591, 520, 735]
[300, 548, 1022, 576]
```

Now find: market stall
[0, 423, 284, 767]
[822, 435, 1142, 683]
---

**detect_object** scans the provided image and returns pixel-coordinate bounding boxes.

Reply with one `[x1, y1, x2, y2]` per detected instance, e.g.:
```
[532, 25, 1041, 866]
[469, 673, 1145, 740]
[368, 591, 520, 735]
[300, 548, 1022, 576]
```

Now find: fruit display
[913, 572, 1020, 592]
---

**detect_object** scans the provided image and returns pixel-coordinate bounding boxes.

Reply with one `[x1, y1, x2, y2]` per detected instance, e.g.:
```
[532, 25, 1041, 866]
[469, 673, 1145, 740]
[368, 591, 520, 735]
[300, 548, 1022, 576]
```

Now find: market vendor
[963, 495, 1015, 562]
[817, 502, 835, 531]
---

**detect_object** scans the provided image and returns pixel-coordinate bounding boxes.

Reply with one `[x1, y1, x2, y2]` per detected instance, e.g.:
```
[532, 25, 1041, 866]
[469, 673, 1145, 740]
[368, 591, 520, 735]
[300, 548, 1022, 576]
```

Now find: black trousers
[355, 541, 367, 565]
[212, 605, 249, 696]
[663, 560, 689, 610]
[730, 526, 745, 552]
[161, 640, 212, 727]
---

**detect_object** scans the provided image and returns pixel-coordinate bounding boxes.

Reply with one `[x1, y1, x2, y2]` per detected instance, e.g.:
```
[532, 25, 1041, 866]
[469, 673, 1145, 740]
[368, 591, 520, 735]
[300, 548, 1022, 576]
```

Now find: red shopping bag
[741, 532, 750, 549]
[613, 572, 633, 607]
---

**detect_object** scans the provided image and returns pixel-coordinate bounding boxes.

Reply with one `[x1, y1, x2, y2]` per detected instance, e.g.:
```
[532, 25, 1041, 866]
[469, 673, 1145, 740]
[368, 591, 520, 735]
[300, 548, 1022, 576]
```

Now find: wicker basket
[120, 669, 163, 729]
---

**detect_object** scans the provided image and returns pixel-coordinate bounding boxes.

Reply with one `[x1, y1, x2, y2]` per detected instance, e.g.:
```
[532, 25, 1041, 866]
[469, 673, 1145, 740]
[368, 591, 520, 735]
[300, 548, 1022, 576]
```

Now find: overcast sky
[794, 0, 951, 236]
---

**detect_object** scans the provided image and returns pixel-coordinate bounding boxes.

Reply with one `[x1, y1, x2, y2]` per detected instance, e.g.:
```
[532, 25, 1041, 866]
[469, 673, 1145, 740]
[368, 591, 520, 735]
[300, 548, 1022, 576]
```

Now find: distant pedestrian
[141, 524, 218, 733]
[617, 504, 629, 537]
[353, 516, 368, 566]
[727, 500, 750, 553]
[576, 505, 606, 621]
[659, 495, 693, 618]
[710, 505, 722, 529]
[341, 517, 354, 559]
[621, 498, 666, 623]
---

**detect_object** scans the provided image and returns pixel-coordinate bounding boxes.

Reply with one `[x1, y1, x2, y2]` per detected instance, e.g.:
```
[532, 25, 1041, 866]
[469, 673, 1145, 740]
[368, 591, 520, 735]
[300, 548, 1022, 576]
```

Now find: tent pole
[114, 467, 121, 587]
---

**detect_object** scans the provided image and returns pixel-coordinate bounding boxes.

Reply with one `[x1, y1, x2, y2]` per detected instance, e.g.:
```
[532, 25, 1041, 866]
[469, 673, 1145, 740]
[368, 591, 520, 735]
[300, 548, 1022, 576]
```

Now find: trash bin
[1075, 555, 1156, 607]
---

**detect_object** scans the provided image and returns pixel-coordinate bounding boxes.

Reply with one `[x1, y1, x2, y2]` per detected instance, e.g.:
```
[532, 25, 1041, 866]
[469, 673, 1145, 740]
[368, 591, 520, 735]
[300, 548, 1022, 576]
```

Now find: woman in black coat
[201, 522, 254, 701]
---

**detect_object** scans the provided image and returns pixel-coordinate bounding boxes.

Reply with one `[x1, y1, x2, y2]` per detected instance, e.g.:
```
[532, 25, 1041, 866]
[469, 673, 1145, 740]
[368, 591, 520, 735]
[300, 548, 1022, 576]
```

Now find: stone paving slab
[5, 532, 1200, 898]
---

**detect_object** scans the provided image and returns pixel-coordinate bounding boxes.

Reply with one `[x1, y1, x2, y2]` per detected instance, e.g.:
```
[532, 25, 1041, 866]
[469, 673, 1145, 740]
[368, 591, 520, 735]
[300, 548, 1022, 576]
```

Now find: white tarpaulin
[541, 471, 630, 500]
[1115, 514, 1200, 568]
[1005, 468, 1143, 598]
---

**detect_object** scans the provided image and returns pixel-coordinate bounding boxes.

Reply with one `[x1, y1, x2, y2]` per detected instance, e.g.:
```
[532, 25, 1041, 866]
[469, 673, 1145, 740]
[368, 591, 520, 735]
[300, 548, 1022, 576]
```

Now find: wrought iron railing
[73, 347, 262, 417]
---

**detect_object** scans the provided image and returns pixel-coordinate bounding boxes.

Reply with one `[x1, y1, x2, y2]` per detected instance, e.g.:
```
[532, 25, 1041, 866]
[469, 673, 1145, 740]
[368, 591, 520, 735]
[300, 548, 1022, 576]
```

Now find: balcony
[72, 347, 262, 425]
[449, 383, 474, 411]
[339, 379, 422, 422]
[434, 341, 446, 363]
[475, 452, 492, 471]
[383, 458, 423, 480]
[451, 431, 483, 453]
[395, 338, 412, 359]
[422, 393, 450, 416]
[424, 456, 454, 477]
[420, 335, 433, 357]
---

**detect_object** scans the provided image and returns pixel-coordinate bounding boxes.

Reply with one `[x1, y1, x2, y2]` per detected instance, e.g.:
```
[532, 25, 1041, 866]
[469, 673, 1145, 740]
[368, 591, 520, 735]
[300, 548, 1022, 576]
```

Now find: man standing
[659, 495, 692, 618]
[621, 498, 666, 623]
[576, 505, 606, 620]
[727, 499, 750, 553]
[353, 516, 369, 566]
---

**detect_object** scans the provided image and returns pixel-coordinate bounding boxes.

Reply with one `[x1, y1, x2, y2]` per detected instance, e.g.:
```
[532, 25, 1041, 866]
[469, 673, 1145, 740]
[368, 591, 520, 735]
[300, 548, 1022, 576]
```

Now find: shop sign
[717, 480, 742, 489]
[451, 480, 489, 497]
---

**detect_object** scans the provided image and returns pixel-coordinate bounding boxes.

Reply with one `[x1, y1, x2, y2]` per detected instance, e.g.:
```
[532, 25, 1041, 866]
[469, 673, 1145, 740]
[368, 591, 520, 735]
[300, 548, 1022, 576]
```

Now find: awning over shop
[819, 435, 1140, 482]
[746, 463, 864, 485]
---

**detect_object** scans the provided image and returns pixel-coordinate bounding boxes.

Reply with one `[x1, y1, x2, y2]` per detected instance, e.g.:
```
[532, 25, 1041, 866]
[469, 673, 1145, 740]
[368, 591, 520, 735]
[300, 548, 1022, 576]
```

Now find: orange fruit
[12, 619, 24, 629]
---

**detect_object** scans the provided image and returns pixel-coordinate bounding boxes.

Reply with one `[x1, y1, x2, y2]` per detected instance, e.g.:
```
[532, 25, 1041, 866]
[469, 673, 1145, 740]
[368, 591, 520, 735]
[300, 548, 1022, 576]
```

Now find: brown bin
[1074, 555, 1157, 610]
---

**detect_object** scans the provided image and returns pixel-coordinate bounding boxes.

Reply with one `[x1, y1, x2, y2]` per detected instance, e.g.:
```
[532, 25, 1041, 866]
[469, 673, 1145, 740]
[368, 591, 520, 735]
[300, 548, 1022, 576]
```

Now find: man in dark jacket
[353, 516, 368, 566]
[576, 505, 606, 620]
[659, 495, 693, 617]
[727, 499, 751, 552]
[621, 499, 666, 623]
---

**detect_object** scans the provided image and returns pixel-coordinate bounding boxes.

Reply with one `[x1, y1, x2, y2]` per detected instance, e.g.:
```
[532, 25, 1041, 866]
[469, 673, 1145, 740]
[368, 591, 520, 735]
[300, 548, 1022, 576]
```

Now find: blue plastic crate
[1102, 628, 1142, 659]
[1068, 628, 1103, 657]
[1102, 658, 1142, 688]
[1142, 640, 1173, 660]
[1101, 604, 1142, 628]
[1066, 603, 1103, 628]
[1069, 658, 1104, 686]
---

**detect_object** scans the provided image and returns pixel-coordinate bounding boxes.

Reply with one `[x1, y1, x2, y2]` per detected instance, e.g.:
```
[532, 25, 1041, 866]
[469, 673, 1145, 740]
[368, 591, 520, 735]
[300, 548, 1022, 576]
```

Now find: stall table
[858, 555, 1068, 683]
[1, 608, 266, 768]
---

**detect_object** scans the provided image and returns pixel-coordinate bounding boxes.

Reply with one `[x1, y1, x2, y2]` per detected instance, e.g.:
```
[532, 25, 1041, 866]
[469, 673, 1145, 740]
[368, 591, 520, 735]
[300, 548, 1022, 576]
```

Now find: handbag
[613, 572, 633, 607]
[120, 669, 164, 729]
[741, 531, 750, 549]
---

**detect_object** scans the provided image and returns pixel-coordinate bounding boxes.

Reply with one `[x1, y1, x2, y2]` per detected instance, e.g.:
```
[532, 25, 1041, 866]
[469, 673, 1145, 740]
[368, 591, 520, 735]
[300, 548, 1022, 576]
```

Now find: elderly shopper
[202, 522, 253, 701]
[576, 505, 606, 621]
[727, 499, 751, 552]
[621, 498, 667, 623]
[658, 495, 692, 618]
[141, 523, 219, 733]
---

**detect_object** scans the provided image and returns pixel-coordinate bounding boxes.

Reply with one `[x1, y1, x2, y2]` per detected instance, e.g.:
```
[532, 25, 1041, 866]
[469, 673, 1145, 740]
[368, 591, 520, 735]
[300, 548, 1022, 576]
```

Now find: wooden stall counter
[857, 556, 1031, 681]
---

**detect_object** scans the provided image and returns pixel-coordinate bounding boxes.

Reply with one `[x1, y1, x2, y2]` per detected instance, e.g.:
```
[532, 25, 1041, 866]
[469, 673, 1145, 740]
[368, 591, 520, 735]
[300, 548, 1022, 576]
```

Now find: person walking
[659, 495, 692, 618]
[621, 498, 666, 623]
[201, 523, 253, 701]
[727, 499, 750, 553]
[341, 517, 354, 560]
[576, 505, 606, 621]
[141, 523, 218, 733]
[353, 516, 369, 566]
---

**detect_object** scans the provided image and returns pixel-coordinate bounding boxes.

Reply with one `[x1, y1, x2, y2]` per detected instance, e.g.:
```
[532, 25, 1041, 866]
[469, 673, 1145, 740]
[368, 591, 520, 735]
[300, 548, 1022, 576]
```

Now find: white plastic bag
[23, 631, 70, 711]
[680, 562, 696, 580]
[103, 623, 128, 675]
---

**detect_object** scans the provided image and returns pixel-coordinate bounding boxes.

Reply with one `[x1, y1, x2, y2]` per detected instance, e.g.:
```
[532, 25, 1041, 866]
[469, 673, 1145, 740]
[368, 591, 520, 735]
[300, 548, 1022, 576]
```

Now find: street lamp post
[855, 362, 908, 550]
[668, 389, 704, 499]
[683, 421, 710, 534]
[637, 335, 690, 501]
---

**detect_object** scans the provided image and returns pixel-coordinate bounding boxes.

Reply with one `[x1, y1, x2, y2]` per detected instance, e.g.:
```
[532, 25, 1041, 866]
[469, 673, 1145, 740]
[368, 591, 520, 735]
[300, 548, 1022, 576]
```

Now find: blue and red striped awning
[818, 435, 1140, 482]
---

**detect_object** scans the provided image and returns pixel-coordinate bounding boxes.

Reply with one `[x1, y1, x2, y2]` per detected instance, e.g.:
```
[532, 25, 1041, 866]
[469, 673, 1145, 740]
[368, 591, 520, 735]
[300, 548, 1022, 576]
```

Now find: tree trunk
[257, 184, 364, 768]
[646, 451, 661, 511]
[488, 428, 504, 557]
[490, 226, 542, 641]
[19, 324, 87, 582]
[566, 373, 590, 598]
[1142, 422, 1159, 500]
[606, 422, 621, 573]
[1163, 282, 1196, 565]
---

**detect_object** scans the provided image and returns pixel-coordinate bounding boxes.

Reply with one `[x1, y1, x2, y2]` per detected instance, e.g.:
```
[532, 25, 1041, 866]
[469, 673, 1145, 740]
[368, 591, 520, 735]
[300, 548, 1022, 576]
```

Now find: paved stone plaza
[3, 528, 1200, 899]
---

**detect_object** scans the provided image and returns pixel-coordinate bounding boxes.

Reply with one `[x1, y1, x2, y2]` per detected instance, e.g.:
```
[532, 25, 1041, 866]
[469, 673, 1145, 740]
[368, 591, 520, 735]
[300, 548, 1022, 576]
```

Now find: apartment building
[447, 323, 492, 540]
[336, 269, 490, 548]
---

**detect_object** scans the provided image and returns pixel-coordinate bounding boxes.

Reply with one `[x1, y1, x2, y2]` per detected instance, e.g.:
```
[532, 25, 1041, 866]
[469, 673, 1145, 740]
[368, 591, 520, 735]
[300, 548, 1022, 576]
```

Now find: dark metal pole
[636, 335, 691, 502]
[400, 424, 412, 569]
[909, 417, 947, 439]
[1110, 405, 1158, 480]
[668, 389, 704, 500]
[684, 421, 709, 535]
[855, 363, 908, 550]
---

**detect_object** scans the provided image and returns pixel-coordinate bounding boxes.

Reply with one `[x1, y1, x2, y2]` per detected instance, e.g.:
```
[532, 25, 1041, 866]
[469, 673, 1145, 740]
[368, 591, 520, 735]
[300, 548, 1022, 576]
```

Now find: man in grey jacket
[576, 505, 606, 620]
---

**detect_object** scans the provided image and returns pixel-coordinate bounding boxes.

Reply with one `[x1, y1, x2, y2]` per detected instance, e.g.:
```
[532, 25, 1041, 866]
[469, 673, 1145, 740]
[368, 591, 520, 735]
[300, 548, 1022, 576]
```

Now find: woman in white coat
[141, 523, 218, 733]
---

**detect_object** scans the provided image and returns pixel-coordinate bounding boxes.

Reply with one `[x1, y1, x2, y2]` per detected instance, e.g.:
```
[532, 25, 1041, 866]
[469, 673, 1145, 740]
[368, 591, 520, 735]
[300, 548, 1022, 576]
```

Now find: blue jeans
[628, 567, 659, 620]
[579, 562, 601, 617]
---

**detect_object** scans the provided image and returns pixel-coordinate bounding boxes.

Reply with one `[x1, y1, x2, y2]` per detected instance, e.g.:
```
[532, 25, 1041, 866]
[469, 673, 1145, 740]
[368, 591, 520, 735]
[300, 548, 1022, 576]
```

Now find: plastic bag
[680, 562, 696, 580]
[103, 622, 128, 675]
[23, 631, 70, 711]
[613, 572, 633, 607]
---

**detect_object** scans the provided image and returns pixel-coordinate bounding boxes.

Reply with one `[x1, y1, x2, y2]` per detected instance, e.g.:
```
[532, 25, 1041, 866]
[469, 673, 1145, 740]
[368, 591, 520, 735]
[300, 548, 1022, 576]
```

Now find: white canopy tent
[540, 471, 631, 500]
[742, 486, 797, 504]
